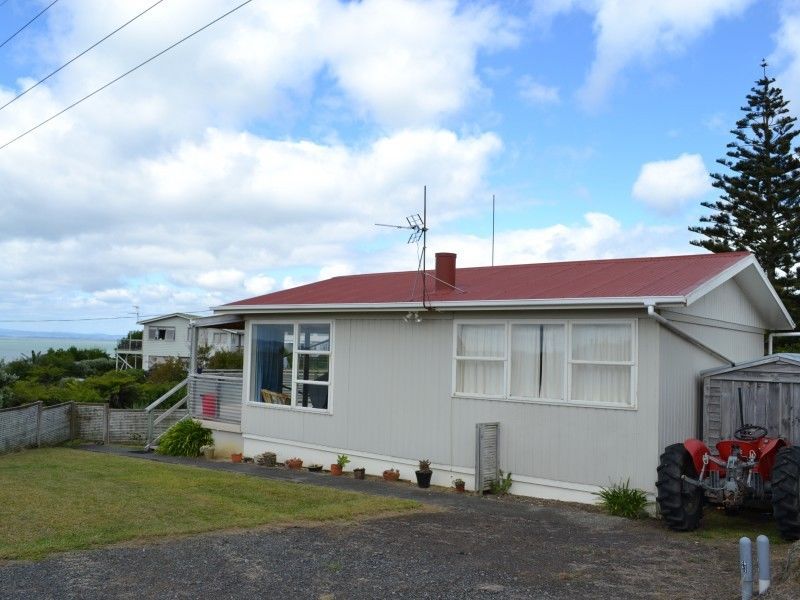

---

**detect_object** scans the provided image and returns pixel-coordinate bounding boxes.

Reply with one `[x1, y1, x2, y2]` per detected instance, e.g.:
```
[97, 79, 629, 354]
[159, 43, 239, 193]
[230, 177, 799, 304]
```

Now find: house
[185, 251, 794, 502]
[140, 313, 242, 370]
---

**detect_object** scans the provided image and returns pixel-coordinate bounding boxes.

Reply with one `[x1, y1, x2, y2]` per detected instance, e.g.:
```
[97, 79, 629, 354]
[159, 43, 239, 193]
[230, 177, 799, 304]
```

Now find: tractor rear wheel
[656, 443, 704, 531]
[771, 446, 800, 541]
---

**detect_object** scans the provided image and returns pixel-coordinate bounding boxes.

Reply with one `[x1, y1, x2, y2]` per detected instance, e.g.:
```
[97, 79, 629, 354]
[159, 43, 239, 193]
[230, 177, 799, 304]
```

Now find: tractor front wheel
[656, 443, 704, 531]
[771, 446, 800, 541]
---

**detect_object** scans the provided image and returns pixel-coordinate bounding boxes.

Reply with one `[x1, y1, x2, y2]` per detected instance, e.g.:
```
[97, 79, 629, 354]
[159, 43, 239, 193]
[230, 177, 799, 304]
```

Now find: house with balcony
[156, 252, 793, 501]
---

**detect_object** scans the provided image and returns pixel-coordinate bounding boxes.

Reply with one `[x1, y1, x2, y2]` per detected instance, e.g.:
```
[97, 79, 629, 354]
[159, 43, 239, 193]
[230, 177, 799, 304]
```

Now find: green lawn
[0, 448, 420, 560]
[689, 505, 787, 545]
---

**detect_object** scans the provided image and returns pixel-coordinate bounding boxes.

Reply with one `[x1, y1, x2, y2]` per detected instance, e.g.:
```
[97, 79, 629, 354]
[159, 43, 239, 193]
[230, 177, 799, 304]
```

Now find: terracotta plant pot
[285, 458, 303, 470]
[454, 481, 466, 493]
[230, 452, 243, 463]
[383, 469, 400, 482]
[353, 468, 365, 480]
[330, 464, 343, 476]
[307, 464, 323, 472]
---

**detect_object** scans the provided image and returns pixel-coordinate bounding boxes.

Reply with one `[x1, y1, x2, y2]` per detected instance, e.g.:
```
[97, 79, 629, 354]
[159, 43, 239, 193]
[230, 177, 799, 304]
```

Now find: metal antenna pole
[491, 194, 495, 267]
[422, 185, 427, 309]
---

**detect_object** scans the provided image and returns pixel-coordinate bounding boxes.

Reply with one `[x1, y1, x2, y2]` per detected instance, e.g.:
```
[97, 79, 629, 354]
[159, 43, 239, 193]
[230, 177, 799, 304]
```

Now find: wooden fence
[0, 402, 187, 453]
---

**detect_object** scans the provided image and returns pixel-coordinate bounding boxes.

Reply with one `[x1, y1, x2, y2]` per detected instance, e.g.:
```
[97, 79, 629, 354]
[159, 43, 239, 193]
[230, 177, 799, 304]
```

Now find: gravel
[1, 446, 798, 599]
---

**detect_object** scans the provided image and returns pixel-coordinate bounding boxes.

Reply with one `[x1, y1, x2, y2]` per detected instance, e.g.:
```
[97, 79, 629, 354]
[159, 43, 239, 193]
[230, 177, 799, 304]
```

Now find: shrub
[336, 454, 350, 467]
[73, 357, 115, 378]
[596, 480, 649, 519]
[489, 470, 513, 495]
[147, 358, 188, 384]
[208, 348, 244, 370]
[156, 419, 214, 457]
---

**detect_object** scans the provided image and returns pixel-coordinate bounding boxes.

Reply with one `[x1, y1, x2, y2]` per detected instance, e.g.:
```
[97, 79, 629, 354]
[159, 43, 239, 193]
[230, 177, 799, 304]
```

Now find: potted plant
[307, 463, 323, 472]
[331, 454, 350, 476]
[200, 444, 215, 460]
[353, 467, 366, 480]
[230, 452, 243, 463]
[383, 468, 400, 481]
[255, 452, 277, 467]
[453, 478, 466, 493]
[285, 457, 303, 470]
[415, 459, 432, 488]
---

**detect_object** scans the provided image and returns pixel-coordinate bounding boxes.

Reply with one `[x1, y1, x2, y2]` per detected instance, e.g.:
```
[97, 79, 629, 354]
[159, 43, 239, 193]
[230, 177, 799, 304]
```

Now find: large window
[454, 320, 635, 408]
[251, 322, 332, 411]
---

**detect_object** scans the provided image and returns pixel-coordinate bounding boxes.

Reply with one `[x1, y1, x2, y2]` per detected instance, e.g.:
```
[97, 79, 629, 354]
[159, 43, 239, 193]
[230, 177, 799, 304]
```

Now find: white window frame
[452, 318, 637, 410]
[244, 318, 334, 415]
[452, 320, 508, 399]
[148, 326, 175, 341]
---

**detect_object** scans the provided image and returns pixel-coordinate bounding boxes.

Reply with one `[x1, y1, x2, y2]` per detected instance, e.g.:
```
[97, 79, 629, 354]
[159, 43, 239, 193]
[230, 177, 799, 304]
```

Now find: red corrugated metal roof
[224, 252, 752, 307]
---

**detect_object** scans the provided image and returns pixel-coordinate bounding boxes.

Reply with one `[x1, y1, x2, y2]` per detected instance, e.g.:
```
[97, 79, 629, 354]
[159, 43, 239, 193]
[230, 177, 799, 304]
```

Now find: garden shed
[702, 354, 800, 447]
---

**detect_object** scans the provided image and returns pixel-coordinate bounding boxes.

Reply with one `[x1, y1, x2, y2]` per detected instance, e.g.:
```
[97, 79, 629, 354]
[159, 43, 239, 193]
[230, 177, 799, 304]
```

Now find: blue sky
[0, 0, 798, 335]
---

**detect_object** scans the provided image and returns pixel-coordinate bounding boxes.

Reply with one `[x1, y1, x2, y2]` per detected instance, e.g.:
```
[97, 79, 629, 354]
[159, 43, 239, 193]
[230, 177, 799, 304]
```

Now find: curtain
[510, 324, 565, 400]
[570, 323, 632, 404]
[456, 324, 504, 395]
[253, 324, 292, 402]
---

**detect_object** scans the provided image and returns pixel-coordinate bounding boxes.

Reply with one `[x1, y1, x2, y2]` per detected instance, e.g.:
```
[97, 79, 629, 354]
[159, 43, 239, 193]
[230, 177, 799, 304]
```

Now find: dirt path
[1, 446, 796, 599]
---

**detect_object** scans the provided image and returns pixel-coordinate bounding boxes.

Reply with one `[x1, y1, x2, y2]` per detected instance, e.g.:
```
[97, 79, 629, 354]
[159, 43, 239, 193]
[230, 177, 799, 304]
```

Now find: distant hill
[0, 329, 121, 340]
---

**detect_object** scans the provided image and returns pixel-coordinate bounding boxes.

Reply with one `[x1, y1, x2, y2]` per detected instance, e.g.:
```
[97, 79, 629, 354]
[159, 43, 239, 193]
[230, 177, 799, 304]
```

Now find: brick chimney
[434, 252, 457, 291]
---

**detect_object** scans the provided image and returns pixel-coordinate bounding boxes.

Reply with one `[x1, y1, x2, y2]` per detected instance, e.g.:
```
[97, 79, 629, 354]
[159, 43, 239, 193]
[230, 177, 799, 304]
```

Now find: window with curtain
[569, 323, 634, 406]
[454, 324, 505, 396]
[510, 324, 565, 400]
[453, 319, 635, 408]
[251, 322, 331, 411]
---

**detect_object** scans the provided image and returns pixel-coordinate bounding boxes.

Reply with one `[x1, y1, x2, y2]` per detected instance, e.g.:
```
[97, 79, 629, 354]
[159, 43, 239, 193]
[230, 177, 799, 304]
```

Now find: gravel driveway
[1, 446, 796, 599]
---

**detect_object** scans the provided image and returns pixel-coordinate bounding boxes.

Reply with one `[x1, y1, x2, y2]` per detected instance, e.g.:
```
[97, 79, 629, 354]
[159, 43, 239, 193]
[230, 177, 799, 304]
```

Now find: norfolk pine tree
[689, 61, 800, 325]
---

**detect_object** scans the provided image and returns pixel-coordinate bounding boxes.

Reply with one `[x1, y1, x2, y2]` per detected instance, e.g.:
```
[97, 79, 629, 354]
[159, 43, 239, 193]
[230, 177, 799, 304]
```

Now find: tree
[689, 60, 800, 325]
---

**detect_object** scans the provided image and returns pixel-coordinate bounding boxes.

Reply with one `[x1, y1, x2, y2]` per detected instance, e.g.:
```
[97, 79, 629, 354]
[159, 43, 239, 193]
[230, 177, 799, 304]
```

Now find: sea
[0, 337, 119, 363]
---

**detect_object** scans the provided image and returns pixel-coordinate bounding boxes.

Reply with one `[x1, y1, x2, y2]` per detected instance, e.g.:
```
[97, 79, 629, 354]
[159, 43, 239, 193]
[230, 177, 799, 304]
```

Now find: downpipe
[645, 303, 735, 366]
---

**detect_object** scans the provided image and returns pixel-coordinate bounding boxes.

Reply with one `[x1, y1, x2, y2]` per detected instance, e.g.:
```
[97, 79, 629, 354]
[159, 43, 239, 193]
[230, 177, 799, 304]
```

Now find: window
[453, 320, 635, 408]
[148, 326, 175, 341]
[251, 322, 332, 411]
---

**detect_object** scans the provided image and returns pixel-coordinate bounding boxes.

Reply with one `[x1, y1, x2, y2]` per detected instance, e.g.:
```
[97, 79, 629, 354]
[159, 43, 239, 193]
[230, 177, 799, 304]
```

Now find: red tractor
[657, 396, 800, 540]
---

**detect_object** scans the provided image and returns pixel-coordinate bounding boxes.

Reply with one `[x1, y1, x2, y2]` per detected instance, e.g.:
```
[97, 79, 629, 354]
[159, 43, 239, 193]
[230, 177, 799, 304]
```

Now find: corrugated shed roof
[224, 251, 752, 307]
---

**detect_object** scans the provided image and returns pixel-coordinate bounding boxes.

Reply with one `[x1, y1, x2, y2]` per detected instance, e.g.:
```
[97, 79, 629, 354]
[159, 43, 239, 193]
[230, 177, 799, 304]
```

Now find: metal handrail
[144, 378, 188, 449]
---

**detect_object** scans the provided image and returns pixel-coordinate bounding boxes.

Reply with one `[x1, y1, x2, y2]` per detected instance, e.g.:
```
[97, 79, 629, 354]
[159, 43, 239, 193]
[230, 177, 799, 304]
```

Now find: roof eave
[212, 296, 688, 314]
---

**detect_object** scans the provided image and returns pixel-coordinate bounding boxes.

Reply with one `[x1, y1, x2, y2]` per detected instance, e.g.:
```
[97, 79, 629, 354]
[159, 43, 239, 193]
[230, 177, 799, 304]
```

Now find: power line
[0, 0, 170, 114]
[0, 0, 255, 152]
[0, 0, 60, 50]
[0, 0, 11, 9]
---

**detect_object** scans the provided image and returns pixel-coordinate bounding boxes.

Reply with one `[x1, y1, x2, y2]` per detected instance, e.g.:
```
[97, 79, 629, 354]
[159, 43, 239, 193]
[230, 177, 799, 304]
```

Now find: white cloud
[195, 269, 245, 290]
[533, 0, 753, 109]
[518, 76, 560, 104]
[632, 153, 711, 213]
[243, 275, 277, 296]
[363, 212, 696, 273]
[772, 2, 800, 106]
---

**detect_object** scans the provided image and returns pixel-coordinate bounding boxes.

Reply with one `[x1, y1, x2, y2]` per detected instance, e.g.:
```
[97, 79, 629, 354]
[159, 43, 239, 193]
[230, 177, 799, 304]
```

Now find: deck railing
[186, 371, 243, 425]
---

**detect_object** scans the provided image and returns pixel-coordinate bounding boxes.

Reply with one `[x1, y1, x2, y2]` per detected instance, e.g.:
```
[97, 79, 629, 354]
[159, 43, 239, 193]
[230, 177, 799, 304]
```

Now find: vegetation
[0, 346, 186, 409]
[418, 458, 431, 472]
[596, 480, 649, 519]
[489, 470, 513, 495]
[156, 419, 214, 457]
[689, 61, 800, 324]
[336, 454, 350, 468]
[0, 448, 420, 560]
[207, 348, 244, 370]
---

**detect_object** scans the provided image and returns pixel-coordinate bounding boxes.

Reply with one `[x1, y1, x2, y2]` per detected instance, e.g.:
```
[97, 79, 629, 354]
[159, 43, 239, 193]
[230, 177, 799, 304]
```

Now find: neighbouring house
[140, 313, 243, 370]
[183, 251, 794, 502]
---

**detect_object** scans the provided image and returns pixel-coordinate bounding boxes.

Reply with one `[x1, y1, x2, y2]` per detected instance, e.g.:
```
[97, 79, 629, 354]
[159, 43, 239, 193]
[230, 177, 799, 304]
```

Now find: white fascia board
[212, 296, 687, 315]
[684, 254, 795, 330]
[190, 313, 246, 328]
[138, 312, 199, 325]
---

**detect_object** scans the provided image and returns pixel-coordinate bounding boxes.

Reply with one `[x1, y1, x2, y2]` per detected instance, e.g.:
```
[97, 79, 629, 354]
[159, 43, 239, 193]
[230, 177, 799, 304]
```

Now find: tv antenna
[375, 185, 429, 310]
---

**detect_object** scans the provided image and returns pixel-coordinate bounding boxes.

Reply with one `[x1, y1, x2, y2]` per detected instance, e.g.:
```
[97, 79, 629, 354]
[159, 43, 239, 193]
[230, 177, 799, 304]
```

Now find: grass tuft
[596, 479, 649, 519]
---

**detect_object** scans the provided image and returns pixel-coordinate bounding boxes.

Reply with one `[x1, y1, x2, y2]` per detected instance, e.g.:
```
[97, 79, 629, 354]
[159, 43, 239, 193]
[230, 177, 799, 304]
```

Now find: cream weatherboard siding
[141, 315, 194, 368]
[240, 310, 665, 499]
[657, 276, 769, 453]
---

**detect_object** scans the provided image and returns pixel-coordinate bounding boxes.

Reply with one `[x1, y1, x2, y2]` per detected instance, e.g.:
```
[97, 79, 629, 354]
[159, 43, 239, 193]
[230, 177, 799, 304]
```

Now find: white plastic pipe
[757, 534, 770, 595]
[741, 537, 753, 600]
[768, 332, 800, 354]
[646, 304, 735, 366]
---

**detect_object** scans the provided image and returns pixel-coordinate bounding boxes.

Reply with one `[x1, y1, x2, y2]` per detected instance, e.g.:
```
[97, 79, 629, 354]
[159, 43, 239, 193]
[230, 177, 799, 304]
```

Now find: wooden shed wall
[703, 361, 800, 446]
